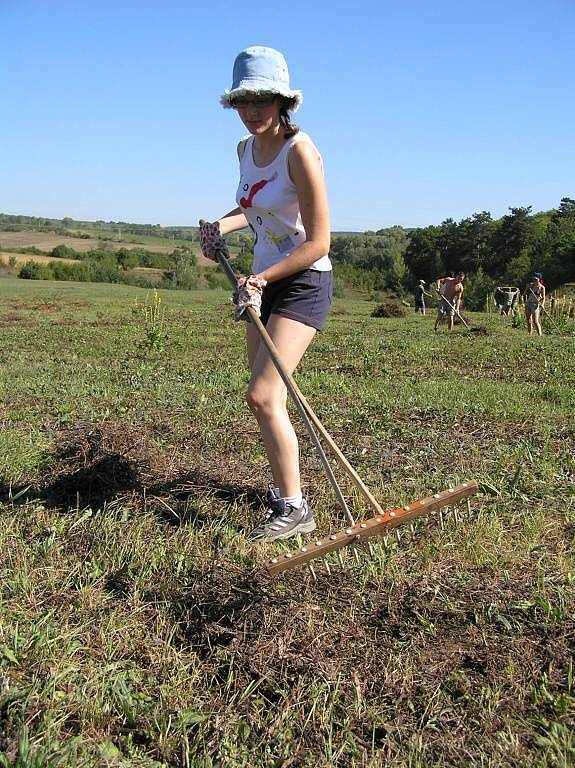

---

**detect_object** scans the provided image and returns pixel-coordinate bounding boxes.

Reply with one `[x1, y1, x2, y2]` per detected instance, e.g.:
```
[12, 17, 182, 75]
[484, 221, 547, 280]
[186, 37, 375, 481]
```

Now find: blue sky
[2, 0, 573, 231]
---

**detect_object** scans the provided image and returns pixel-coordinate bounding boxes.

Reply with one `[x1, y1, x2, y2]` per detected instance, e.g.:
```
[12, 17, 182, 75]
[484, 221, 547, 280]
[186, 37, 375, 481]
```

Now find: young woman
[524, 274, 545, 336]
[199, 46, 332, 542]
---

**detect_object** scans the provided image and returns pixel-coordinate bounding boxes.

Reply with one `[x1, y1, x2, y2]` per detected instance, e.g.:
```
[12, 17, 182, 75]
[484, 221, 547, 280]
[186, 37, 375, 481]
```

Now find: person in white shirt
[199, 46, 332, 542]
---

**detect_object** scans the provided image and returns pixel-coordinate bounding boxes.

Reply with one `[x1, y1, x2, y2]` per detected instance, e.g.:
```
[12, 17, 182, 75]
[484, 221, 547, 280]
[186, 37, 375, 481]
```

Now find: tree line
[3, 199, 574, 304]
[232, 198, 575, 308]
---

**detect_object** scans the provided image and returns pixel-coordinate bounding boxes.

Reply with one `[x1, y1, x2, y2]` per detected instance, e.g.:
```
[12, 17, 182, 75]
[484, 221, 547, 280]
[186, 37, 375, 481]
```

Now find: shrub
[51, 244, 81, 259]
[18, 261, 52, 280]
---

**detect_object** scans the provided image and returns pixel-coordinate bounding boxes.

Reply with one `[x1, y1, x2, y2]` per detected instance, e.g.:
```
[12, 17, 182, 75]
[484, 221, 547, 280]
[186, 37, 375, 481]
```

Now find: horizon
[0, 199, 567, 235]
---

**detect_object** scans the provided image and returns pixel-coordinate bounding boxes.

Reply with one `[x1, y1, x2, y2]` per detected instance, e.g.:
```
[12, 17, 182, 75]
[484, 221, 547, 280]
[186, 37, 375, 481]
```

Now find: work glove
[199, 220, 229, 261]
[233, 274, 267, 321]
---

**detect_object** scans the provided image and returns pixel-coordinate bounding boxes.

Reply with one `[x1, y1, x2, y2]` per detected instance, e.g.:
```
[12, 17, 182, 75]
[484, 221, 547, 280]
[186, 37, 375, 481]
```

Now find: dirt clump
[39, 422, 166, 508]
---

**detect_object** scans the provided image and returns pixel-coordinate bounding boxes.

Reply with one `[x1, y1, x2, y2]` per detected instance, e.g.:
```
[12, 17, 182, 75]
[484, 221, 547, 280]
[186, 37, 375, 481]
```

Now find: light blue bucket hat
[220, 46, 303, 111]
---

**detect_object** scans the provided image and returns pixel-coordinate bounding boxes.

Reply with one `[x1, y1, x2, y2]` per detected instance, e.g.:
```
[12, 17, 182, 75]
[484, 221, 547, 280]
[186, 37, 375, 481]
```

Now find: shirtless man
[434, 272, 465, 332]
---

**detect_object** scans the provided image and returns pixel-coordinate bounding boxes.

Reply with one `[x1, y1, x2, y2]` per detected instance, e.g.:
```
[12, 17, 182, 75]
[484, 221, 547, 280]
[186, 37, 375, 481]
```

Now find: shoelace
[262, 497, 285, 523]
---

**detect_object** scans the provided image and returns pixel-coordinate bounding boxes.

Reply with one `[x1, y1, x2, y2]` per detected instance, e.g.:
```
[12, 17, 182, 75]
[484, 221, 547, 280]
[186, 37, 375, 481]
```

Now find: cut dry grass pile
[371, 301, 407, 318]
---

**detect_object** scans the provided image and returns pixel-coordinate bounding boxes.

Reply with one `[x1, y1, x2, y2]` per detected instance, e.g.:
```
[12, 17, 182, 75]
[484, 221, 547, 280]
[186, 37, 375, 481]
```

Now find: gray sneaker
[249, 496, 316, 542]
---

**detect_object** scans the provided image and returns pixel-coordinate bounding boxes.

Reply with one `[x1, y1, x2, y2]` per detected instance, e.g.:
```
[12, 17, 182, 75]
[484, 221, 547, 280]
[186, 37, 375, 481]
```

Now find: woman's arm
[217, 207, 248, 235]
[256, 140, 330, 283]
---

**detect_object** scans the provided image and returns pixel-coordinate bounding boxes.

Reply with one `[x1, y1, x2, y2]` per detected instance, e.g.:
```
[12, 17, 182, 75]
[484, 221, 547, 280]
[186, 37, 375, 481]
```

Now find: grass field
[0, 277, 573, 767]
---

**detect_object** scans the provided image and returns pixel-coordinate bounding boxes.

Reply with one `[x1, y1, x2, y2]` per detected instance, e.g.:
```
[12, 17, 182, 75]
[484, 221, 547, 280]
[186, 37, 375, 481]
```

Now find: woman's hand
[199, 220, 229, 261]
[233, 274, 267, 321]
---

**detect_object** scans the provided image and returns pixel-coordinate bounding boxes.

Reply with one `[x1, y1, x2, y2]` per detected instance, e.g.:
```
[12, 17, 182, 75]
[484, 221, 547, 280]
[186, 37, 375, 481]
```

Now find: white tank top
[236, 132, 332, 274]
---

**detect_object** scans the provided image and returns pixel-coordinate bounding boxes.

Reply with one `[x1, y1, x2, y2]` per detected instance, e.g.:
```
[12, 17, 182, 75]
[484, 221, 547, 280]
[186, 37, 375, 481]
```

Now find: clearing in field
[0, 277, 573, 767]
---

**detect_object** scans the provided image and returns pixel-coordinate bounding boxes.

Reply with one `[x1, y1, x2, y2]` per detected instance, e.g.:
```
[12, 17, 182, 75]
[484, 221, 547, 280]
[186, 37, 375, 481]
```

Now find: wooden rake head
[266, 481, 478, 576]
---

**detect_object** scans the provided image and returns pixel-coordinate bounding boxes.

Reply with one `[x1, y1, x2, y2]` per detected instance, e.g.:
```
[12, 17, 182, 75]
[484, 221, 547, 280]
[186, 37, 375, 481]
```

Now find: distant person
[435, 272, 455, 328]
[550, 295, 557, 316]
[199, 46, 332, 542]
[414, 279, 432, 315]
[434, 272, 465, 332]
[495, 286, 520, 316]
[524, 274, 545, 336]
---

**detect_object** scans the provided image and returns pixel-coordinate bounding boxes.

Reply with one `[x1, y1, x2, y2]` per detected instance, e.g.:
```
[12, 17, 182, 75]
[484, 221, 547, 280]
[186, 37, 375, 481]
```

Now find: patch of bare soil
[0, 314, 35, 324]
[0, 298, 92, 311]
[164, 564, 574, 765]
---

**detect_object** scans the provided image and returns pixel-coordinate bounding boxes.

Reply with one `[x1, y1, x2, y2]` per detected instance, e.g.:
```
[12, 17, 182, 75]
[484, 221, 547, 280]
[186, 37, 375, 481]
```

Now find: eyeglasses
[231, 96, 277, 110]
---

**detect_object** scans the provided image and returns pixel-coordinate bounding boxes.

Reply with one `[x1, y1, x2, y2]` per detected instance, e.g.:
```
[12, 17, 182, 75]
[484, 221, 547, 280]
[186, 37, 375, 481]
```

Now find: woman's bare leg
[246, 315, 316, 498]
[534, 309, 543, 336]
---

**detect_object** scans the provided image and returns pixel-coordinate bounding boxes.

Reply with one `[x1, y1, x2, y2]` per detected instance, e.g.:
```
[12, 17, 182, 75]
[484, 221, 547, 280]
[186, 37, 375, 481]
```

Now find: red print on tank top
[239, 172, 278, 209]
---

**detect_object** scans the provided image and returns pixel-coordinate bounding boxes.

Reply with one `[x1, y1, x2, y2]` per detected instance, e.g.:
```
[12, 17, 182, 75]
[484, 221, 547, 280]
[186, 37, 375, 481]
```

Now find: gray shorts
[439, 296, 456, 316]
[260, 269, 333, 331]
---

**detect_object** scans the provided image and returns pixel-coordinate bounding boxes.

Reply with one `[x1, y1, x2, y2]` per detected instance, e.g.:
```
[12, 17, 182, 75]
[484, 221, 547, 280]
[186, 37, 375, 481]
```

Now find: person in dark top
[414, 279, 432, 315]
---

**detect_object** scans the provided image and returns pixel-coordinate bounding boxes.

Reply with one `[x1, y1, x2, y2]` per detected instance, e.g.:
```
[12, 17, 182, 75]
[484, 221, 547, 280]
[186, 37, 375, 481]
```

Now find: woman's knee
[246, 382, 284, 416]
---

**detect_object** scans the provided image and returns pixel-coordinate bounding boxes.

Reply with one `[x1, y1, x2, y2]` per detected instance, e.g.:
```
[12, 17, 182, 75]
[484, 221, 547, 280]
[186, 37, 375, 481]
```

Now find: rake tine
[466, 497, 472, 518]
[352, 547, 361, 564]
[323, 558, 332, 576]
[308, 563, 317, 580]
[367, 541, 375, 557]
[337, 551, 346, 569]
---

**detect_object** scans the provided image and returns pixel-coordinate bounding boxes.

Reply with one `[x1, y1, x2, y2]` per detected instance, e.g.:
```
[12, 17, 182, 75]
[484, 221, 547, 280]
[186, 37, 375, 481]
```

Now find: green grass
[0, 277, 573, 766]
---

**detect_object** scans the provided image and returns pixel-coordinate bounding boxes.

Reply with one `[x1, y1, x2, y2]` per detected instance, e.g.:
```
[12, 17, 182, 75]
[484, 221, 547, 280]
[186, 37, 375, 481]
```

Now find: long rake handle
[215, 250, 386, 519]
[267, 481, 478, 575]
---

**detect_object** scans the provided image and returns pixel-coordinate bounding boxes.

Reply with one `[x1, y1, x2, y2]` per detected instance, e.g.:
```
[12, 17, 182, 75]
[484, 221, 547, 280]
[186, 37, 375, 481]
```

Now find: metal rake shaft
[266, 481, 478, 576]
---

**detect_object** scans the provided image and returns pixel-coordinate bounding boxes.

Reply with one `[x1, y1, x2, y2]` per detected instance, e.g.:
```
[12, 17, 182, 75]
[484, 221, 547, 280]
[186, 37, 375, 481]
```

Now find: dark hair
[279, 97, 300, 138]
